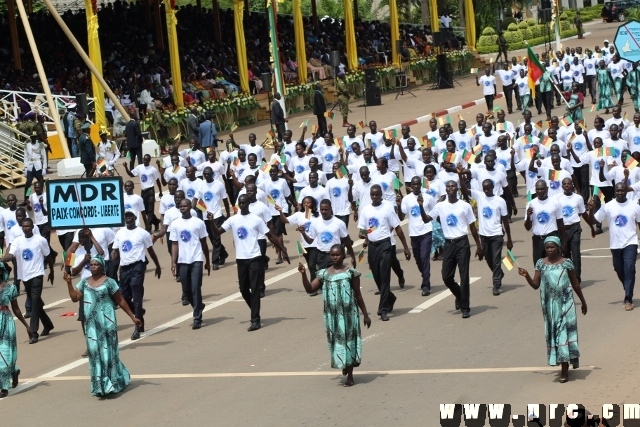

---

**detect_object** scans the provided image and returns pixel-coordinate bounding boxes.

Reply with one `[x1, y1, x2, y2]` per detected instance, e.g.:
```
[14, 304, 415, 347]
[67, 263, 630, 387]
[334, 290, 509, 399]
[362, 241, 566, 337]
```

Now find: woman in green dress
[518, 236, 587, 383]
[565, 83, 584, 123]
[624, 62, 640, 113]
[63, 255, 142, 397]
[298, 244, 371, 387]
[596, 60, 615, 114]
[0, 261, 30, 398]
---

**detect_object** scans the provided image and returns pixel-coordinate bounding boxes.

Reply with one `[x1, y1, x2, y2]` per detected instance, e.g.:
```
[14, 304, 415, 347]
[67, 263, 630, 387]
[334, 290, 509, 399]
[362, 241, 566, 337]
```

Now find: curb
[477, 32, 593, 62]
[384, 93, 505, 130]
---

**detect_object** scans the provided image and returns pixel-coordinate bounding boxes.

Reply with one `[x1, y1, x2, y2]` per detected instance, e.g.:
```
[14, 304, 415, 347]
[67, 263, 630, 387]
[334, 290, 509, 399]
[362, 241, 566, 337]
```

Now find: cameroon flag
[527, 44, 545, 99]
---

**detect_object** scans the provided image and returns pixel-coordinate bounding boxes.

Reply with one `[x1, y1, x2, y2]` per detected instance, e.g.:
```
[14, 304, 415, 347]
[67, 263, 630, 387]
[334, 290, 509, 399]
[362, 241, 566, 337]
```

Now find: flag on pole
[65, 252, 76, 267]
[444, 152, 457, 163]
[470, 68, 478, 74]
[324, 111, 335, 119]
[496, 122, 505, 132]
[296, 241, 307, 255]
[597, 147, 615, 157]
[568, 132, 576, 144]
[422, 177, 430, 189]
[196, 199, 208, 212]
[457, 114, 464, 121]
[625, 156, 639, 170]
[384, 129, 398, 139]
[230, 122, 239, 132]
[502, 250, 518, 271]
[357, 121, 365, 129]
[534, 121, 543, 131]
[421, 136, 436, 148]
[590, 104, 597, 112]
[462, 149, 476, 163]
[260, 161, 270, 172]
[559, 116, 574, 127]
[334, 137, 344, 148]
[548, 169, 560, 181]
[335, 165, 349, 179]
[96, 157, 107, 172]
[540, 135, 553, 148]
[472, 144, 483, 155]
[305, 207, 312, 219]
[311, 124, 319, 135]
[468, 127, 477, 137]
[525, 147, 537, 159]
[438, 115, 451, 126]
[393, 176, 402, 191]
[527, 45, 546, 100]
[593, 186, 605, 203]
[357, 248, 365, 263]
[527, 191, 532, 202]
[299, 119, 309, 128]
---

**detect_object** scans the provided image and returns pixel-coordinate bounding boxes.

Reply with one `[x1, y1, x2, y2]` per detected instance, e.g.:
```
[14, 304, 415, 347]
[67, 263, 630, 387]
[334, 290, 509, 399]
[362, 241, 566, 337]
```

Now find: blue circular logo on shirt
[484, 81, 490, 86]
[22, 249, 33, 261]
[121, 241, 133, 252]
[446, 214, 458, 226]
[237, 227, 249, 239]
[573, 71, 579, 77]
[410, 206, 420, 217]
[332, 187, 342, 197]
[324, 153, 334, 163]
[426, 189, 436, 197]
[536, 211, 550, 224]
[370, 142, 378, 149]
[295, 165, 305, 174]
[550, 180, 560, 190]
[612, 68, 618, 75]
[180, 230, 192, 242]
[270, 189, 281, 199]
[320, 231, 333, 244]
[304, 221, 311, 232]
[588, 63, 593, 69]
[238, 169, 246, 177]
[167, 203, 175, 209]
[615, 215, 628, 227]
[614, 148, 621, 158]
[482, 145, 490, 154]
[190, 158, 197, 165]
[383, 153, 390, 160]
[594, 162, 600, 171]
[368, 218, 380, 229]
[519, 82, 525, 88]
[482, 207, 493, 218]
[84, 262, 90, 270]
[528, 171, 536, 178]
[140, 174, 148, 183]
[187, 188, 196, 198]
[634, 137, 640, 146]
[574, 142, 584, 151]
[459, 142, 467, 150]
[203, 191, 214, 202]
[6, 220, 16, 229]
[562, 206, 574, 217]
[381, 182, 389, 192]
[498, 159, 507, 168]
[124, 204, 131, 210]
[34, 203, 42, 212]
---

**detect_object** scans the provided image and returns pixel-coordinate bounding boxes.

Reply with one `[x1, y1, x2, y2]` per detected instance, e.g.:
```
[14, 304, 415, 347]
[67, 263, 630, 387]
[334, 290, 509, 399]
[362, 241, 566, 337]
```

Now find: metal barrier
[0, 122, 26, 189]
[0, 89, 95, 126]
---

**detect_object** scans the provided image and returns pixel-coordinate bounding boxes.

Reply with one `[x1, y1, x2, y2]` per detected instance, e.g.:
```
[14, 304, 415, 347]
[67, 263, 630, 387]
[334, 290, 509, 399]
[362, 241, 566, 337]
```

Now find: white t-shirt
[538, 167, 572, 198]
[584, 151, 614, 187]
[113, 227, 153, 266]
[221, 213, 269, 259]
[495, 69, 513, 87]
[248, 201, 271, 240]
[423, 178, 446, 200]
[451, 131, 475, 152]
[525, 196, 562, 236]
[428, 199, 476, 239]
[0, 208, 17, 232]
[371, 170, 398, 203]
[28, 192, 48, 225]
[326, 177, 351, 216]
[179, 178, 201, 200]
[287, 212, 317, 248]
[10, 234, 50, 282]
[567, 133, 588, 167]
[288, 155, 311, 187]
[375, 143, 401, 172]
[182, 149, 206, 169]
[308, 216, 348, 252]
[6, 223, 40, 247]
[131, 164, 160, 190]
[196, 160, 225, 181]
[72, 227, 115, 261]
[400, 191, 436, 236]
[583, 57, 598, 75]
[603, 138, 626, 165]
[471, 168, 508, 197]
[357, 202, 400, 242]
[364, 132, 384, 150]
[312, 144, 341, 174]
[240, 144, 266, 162]
[594, 199, 640, 249]
[168, 216, 208, 263]
[401, 148, 423, 181]
[606, 165, 640, 187]
[123, 193, 145, 227]
[623, 125, 640, 151]
[196, 179, 228, 219]
[515, 76, 530, 96]
[555, 192, 585, 226]
[159, 193, 176, 215]
[260, 178, 291, 215]
[477, 132, 499, 155]
[478, 75, 496, 95]
[162, 207, 198, 238]
[163, 166, 186, 184]
[471, 190, 507, 236]
[353, 180, 374, 211]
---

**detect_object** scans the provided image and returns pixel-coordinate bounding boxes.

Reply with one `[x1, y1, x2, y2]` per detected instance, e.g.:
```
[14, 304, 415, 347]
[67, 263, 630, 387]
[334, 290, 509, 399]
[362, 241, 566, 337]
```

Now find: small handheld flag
[493, 106, 502, 112]
[324, 111, 335, 119]
[548, 169, 560, 181]
[196, 199, 208, 212]
[496, 122, 505, 132]
[468, 127, 477, 138]
[534, 121, 543, 131]
[65, 252, 76, 267]
[443, 152, 457, 164]
[457, 114, 464, 121]
[230, 122, 239, 132]
[540, 135, 553, 148]
[422, 177, 430, 189]
[334, 137, 344, 148]
[335, 165, 349, 179]
[625, 156, 639, 170]
[357, 248, 365, 263]
[266, 194, 276, 205]
[365, 139, 372, 148]
[421, 136, 436, 148]
[559, 116, 573, 127]
[311, 124, 319, 135]
[462, 149, 476, 164]
[527, 191, 532, 202]
[470, 68, 478, 74]
[305, 207, 312, 219]
[590, 104, 597, 113]
[593, 186, 605, 203]
[233, 157, 241, 167]
[260, 161, 270, 172]
[357, 121, 365, 129]
[296, 241, 307, 256]
[96, 157, 107, 172]
[502, 250, 518, 271]
[299, 119, 309, 128]
[471, 144, 483, 155]
[393, 176, 402, 191]
[438, 115, 451, 126]
[384, 129, 398, 139]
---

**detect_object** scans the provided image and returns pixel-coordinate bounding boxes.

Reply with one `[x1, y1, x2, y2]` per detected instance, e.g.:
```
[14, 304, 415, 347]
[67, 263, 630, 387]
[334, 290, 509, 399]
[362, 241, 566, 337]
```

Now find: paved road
[3, 21, 638, 426]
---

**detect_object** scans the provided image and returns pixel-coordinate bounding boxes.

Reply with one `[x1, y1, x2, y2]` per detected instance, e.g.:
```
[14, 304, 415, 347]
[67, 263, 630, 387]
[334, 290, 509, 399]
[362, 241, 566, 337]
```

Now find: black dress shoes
[247, 322, 261, 331]
[455, 298, 461, 311]
[422, 290, 430, 296]
[380, 312, 389, 321]
[29, 334, 39, 344]
[398, 277, 405, 289]
[462, 312, 470, 319]
[131, 330, 140, 340]
[192, 322, 202, 330]
[493, 287, 501, 296]
[41, 327, 53, 336]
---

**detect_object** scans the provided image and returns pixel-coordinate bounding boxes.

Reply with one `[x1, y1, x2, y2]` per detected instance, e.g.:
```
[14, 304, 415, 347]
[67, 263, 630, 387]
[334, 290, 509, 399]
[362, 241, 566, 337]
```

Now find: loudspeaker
[365, 86, 381, 106]
[260, 73, 272, 93]
[75, 93, 88, 115]
[436, 54, 454, 89]
[330, 51, 341, 67]
[364, 68, 377, 86]
[539, 8, 551, 23]
[432, 32, 442, 47]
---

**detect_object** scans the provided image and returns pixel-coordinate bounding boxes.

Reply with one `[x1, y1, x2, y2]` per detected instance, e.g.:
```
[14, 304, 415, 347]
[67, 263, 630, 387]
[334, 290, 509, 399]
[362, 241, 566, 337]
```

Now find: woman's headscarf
[544, 236, 561, 248]
[91, 254, 106, 273]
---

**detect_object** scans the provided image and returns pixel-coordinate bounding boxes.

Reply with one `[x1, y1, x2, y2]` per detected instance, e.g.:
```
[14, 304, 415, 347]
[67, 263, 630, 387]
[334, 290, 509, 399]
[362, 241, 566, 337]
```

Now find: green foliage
[526, 18, 536, 26]
[625, 6, 640, 20]
[503, 28, 523, 43]
[517, 21, 528, 29]
[482, 26, 496, 36]
[477, 34, 497, 47]
[507, 23, 519, 31]
[502, 17, 517, 28]
[476, 28, 578, 54]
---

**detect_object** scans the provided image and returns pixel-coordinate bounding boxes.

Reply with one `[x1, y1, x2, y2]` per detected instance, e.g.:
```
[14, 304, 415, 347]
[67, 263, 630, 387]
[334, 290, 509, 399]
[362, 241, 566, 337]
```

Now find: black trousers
[128, 146, 143, 169]
[275, 123, 286, 142]
[316, 250, 332, 270]
[302, 247, 319, 282]
[481, 235, 504, 289]
[585, 75, 597, 103]
[119, 261, 146, 332]
[205, 216, 227, 264]
[573, 165, 590, 205]
[390, 245, 404, 281]
[368, 238, 396, 316]
[335, 214, 349, 228]
[565, 223, 583, 282]
[25, 168, 43, 199]
[507, 168, 518, 197]
[57, 231, 74, 252]
[535, 86, 543, 113]
[503, 84, 515, 112]
[484, 95, 494, 111]
[141, 187, 159, 229]
[237, 257, 263, 324]
[258, 239, 267, 292]
[24, 276, 53, 334]
[442, 236, 471, 313]
[532, 231, 560, 265]
[540, 90, 553, 118]
[316, 114, 327, 137]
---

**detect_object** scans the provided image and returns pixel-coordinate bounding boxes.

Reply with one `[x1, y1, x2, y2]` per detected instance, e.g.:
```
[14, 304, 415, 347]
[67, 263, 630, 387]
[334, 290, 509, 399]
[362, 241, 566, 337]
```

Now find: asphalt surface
[3, 20, 638, 426]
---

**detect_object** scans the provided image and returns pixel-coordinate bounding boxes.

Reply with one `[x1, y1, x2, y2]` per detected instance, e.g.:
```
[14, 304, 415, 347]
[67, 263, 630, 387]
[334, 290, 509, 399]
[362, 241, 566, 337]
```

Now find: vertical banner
[430, 0, 439, 33]
[464, 0, 476, 51]
[234, 0, 250, 93]
[166, 0, 184, 107]
[343, 0, 358, 71]
[389, 0, 400, 67]
[267, 0, 286, 119]
[293, 0, 307, 84]
[84, 0, 106, 127]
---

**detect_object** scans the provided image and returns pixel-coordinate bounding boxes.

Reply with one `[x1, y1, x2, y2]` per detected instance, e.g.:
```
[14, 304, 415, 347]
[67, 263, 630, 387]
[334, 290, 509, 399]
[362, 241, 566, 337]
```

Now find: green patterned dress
[534, 258, 580, 368]
[316, 268, 363, 370]
[0, 284, 18, 391]
[627, 69, 640, 112]
[597, 69, 614, 110]
[76, 277, 130, 396]
[566, 92, 584, 122]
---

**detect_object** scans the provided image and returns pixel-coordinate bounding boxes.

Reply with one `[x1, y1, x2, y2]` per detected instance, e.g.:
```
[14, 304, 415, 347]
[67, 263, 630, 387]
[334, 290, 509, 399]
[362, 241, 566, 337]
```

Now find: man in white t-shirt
[476, 68, 497, 116]
[196, 166, 231, 269]
[124, 154, 163, 232]
[26, 180, 56, 260]
[169, 200, 210, 329]
[209, 195, 290, 331]
[421, 180, 483, 318]
[524, 180, 568, 264]
[398, 177, 436, 296]
[494, 62, 516, 114]
[4, 217, 54, 344]
[460, 177, 513, 295]
[111, 209, 162, 340]
[590, 182, 640, 311]
[358, 185, 411, 321]
[364, 121, 385, 151]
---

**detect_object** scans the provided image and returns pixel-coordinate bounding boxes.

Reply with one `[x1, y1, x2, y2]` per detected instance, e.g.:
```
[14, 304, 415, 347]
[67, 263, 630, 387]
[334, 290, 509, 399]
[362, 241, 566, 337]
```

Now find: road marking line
[20, 365, 596, 382]
[10, 221, 412, 397]
[409, 277, 481, 314]
[44, 298, 71, 309]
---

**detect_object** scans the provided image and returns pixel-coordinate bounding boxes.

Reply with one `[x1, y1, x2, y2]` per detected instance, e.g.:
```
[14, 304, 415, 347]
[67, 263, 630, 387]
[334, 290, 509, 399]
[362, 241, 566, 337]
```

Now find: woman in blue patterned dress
[596, 60, 615, 114]
[298, 244, 371, 387]
[63, 255, 141, 396]
[0, 261, 30, 398]
[518, 236, 587, 383]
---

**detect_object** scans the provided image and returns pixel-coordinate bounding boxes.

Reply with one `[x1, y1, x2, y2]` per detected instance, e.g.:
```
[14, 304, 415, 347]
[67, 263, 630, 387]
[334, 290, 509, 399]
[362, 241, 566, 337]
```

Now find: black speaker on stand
[75, 93, 88, 116]
[364, 68, 381, 106]
[427, 54, 454, 90]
